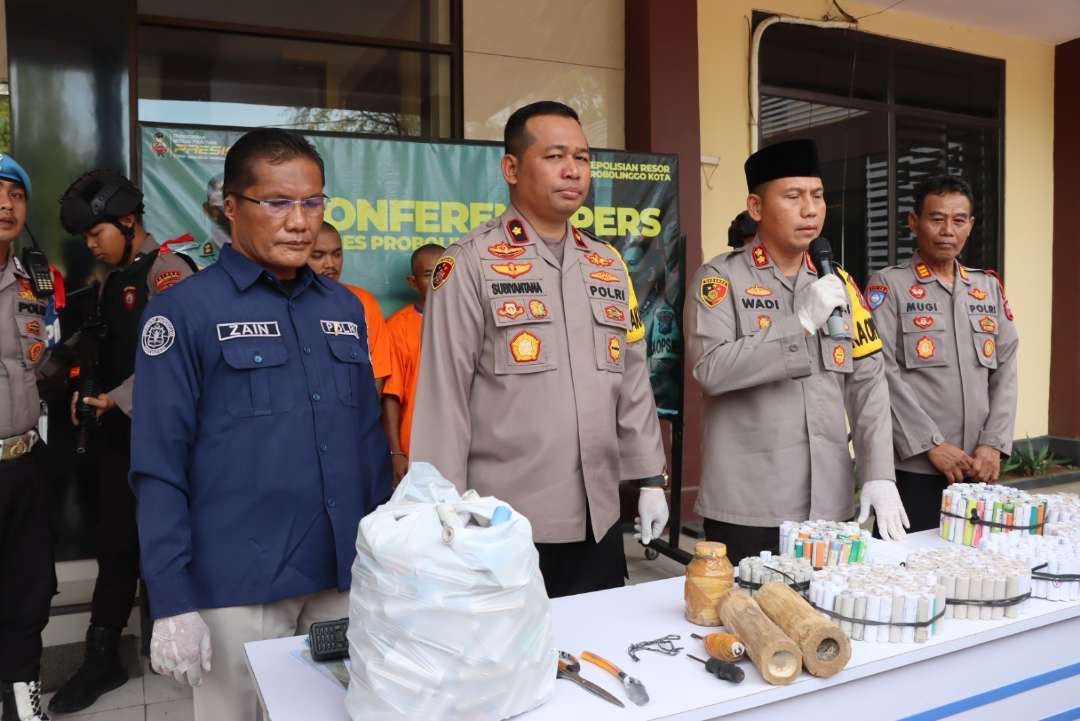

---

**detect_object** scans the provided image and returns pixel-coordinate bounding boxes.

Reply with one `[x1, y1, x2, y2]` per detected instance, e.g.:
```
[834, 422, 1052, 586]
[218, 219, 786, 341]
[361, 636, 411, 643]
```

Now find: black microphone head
[808, 236, 833, 263]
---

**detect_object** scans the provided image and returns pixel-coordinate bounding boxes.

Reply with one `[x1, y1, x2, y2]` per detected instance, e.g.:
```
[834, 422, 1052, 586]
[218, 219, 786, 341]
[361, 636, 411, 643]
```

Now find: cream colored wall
[698, 0, 1055, 439]
[462, 0, 625, 148]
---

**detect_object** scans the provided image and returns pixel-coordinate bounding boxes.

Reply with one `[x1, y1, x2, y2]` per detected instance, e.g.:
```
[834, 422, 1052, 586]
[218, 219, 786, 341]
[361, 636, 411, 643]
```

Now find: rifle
[74, 283, 105, 455]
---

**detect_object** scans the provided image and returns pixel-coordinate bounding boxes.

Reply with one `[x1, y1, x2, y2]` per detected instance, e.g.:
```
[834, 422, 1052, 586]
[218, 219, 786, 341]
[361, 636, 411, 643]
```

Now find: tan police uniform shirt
[105, 233, 195, 416]
[685, 239, 894, 526]
[410, 206, 666, 543]
[866, 253, 1019, 475]
[0, 254, 49, 437]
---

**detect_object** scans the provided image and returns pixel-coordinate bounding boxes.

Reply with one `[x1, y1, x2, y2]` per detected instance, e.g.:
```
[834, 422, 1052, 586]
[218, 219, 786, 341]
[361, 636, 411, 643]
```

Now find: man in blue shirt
[130, 129, 390, 721]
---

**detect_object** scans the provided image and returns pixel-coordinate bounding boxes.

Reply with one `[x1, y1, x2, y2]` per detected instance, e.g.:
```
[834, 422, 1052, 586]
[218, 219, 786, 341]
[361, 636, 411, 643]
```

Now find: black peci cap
[744, 139, 821, 192]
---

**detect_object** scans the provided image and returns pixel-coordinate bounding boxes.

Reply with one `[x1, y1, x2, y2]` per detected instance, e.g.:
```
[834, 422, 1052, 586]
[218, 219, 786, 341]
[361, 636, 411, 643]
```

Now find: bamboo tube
[756, 581, 851, 678]
[719, 591, 802, 685]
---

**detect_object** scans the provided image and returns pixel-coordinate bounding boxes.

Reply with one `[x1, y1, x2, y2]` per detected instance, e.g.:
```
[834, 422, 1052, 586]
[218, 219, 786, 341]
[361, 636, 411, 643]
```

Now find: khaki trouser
[194, 588, 347, 721]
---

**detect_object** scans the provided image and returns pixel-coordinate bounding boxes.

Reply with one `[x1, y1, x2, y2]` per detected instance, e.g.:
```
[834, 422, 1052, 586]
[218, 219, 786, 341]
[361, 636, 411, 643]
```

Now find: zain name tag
[216, 321, 281, 341]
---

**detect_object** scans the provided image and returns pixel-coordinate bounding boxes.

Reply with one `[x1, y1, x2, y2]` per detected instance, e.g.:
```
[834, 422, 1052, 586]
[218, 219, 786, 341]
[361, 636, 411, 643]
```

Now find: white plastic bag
[345, 463, 556, 720]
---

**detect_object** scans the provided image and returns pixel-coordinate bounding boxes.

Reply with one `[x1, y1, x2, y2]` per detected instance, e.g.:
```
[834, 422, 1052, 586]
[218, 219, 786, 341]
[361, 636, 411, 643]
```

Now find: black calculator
[308, 618, 349, 662]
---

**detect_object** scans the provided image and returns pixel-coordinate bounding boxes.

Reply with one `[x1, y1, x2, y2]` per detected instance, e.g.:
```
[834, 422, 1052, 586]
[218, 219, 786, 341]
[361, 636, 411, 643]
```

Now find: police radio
[21, 225, 55, 297]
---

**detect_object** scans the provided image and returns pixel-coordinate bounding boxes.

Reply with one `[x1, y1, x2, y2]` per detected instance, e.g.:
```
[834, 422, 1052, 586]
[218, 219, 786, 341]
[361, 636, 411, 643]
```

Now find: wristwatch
[638, 471, 669, 489]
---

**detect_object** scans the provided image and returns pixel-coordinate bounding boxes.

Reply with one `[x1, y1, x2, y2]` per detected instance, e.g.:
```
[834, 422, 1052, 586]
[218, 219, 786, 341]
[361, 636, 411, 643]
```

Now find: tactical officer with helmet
[0, 154, 60, 721]
[47, 171, 196, 715]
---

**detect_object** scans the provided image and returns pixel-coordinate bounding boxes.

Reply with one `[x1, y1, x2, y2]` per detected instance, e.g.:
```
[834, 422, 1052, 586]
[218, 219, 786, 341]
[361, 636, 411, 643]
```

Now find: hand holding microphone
[804, 237, 848, 338]
[796, 275, 847, 335]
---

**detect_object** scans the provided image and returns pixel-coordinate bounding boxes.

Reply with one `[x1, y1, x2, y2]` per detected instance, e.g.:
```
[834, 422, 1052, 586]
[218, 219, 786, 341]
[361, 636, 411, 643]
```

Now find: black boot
[6, 681, 48, 721]
[47, 626, 128, 714]
[2, 683, 15, 721]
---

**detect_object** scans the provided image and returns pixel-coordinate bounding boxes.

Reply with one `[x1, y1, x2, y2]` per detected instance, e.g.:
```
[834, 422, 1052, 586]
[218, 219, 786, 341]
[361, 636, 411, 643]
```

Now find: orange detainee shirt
[345, 283, 392, 381]
[383, 304, 423, 455]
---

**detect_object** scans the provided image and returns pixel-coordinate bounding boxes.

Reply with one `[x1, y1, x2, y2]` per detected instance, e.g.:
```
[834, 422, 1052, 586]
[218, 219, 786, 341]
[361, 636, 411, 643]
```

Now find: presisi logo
[320, 320, 360, 338]
[216, 321, 281, 341]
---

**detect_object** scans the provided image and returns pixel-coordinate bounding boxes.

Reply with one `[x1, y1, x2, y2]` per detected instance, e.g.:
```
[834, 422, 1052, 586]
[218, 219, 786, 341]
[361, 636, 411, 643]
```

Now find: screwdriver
[687, 654, 745, 684]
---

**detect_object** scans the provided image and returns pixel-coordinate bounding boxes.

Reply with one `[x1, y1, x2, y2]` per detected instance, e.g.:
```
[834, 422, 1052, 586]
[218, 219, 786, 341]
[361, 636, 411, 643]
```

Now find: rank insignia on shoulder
[867, 284, 888, 310]
[969, 287, 988, 301]
[832, 345, 846, 365]
[123, 285, 137, 311]
[983, 338, 996, 357]
[979, 316, 997, 333]
[804, 254, 817, 273]
[744, 284, 773, 297]
[604, 304, 626, 322]
[909, 284, 927, 299]
[154, 270, 183, 293]
[913, 315, 934, 329]
[752, 245, 769, 268]
[431, 256, 455, 290]
[509, 330, 541, 362]
[506, 218, 529, 244]
[958, 265, 970, 282]
[497, 301, 525, 320]
[915, 335, 936, 359]
[528, 299, 548, 319]
[914, 262, 932, 280]
[585, 251, 614, 267]
[589, 270, 619, 283]
[608, 335, 622, 363]
[700, 276, 729, 308]
[572, 228, 588, 250]
[492, 262, 532, 279]
[487, 242, 525, 259]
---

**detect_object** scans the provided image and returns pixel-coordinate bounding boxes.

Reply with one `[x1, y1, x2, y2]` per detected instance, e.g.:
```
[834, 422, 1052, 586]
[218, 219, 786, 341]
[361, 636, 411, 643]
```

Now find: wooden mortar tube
[756, 581, 851, 678]
[718, 591, 802, 685]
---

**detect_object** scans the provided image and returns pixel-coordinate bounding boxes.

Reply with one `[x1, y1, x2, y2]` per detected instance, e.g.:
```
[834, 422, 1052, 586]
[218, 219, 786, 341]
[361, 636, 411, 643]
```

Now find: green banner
[139, 124, 682, 412]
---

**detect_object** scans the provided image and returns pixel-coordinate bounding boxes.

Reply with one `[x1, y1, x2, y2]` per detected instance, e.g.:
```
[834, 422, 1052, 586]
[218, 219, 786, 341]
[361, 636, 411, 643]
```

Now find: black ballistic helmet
[60, 169, 143, 236]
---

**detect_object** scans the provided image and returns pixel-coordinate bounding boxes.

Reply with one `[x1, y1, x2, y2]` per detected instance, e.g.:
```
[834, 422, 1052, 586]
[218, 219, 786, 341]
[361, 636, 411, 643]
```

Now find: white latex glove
[634, 488, 670, 545]
[858, 480, 911, 542]
[150, 611, 212, 687]
[796, 274, 848, 335]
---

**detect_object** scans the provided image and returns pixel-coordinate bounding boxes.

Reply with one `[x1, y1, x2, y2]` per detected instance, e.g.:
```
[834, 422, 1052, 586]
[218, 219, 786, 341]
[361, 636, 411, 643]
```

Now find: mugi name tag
[320, 320, 360, 338]
[216, 321, 281, 341]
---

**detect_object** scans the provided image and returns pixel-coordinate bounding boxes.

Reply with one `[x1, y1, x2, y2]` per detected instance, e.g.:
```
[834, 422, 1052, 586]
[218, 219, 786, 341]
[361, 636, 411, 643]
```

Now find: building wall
[698, 0, 1055, 440]
[462, 0, 625, 148]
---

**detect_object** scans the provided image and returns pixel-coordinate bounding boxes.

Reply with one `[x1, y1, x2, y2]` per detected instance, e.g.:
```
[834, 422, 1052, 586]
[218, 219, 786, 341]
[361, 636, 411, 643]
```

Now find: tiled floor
[43, 658, 192, 721]
[38, 533, 692, 721]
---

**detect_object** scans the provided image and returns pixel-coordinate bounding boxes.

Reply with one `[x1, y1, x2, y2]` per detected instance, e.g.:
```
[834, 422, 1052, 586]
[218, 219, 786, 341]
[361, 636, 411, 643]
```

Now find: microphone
[808, 237, 847, 340]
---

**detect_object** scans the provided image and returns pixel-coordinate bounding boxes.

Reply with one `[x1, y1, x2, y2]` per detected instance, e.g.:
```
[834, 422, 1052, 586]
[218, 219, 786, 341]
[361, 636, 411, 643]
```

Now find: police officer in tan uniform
[866, 175, 1018, 532]
[411, 101, 668, 598]
[0, 155, 53, 721]
[685, 139, 910, 564]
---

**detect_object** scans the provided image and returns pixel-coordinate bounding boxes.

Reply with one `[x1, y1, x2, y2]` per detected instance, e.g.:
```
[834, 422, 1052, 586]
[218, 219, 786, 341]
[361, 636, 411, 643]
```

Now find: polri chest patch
[217, 321, 281, 341]
[320, 320, 360, 338]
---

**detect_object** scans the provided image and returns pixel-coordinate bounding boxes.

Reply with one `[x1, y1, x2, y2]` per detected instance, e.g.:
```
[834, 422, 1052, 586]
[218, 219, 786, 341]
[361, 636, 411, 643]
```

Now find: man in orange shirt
[382, 244, 442, 483]
[308, 222, 391, 391]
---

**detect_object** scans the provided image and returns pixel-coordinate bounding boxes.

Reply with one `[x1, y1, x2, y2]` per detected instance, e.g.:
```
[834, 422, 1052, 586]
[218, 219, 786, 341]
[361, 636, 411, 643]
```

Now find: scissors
[556, 651, 624, 708]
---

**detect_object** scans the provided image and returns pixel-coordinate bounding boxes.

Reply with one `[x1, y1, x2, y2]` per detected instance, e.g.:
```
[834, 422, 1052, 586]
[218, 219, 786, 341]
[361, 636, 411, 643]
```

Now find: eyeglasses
[233, 193, 328, 217]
